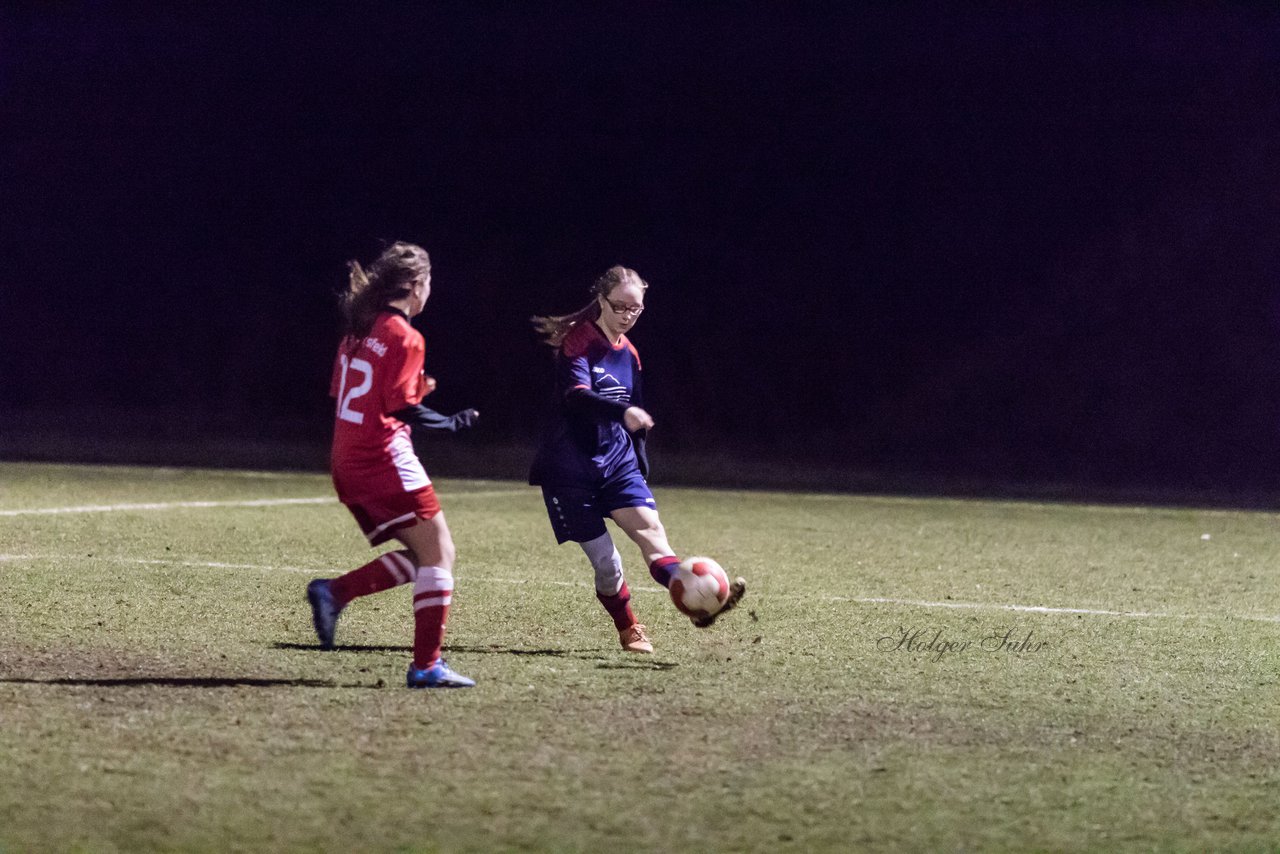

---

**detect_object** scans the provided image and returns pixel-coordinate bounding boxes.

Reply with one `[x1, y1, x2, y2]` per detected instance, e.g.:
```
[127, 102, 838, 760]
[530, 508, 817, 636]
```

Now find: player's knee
[593, 556, 624, 596]
[414, 564, 454, 595]
[406, 538, 454, 570]
[580, 533, 624, 595]
[438, 538, 456, 569]
[635, 518, 666, 546]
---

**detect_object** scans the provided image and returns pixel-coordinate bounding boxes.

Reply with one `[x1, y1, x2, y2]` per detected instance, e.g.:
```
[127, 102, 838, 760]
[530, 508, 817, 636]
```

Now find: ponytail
[338, 242, 431, 339]
[532, 265, 647, 348]
[531, 300, 601, 348]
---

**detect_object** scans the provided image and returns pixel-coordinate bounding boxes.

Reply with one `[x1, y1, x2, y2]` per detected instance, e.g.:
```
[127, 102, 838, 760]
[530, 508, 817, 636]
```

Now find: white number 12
[336, 355, 373, 425]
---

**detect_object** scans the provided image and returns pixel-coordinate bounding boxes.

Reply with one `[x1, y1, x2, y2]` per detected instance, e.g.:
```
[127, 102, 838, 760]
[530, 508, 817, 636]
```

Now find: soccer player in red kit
[307, 242, 478, 689]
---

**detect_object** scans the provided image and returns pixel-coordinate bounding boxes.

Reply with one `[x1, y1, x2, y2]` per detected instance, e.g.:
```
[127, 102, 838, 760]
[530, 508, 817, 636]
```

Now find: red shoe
[619, 624, 654, 654]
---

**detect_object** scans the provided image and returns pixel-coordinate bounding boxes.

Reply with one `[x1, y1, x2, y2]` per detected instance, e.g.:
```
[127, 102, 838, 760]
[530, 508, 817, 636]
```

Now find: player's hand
[455, 408, 479, 429]
[623, 406, 654, 432]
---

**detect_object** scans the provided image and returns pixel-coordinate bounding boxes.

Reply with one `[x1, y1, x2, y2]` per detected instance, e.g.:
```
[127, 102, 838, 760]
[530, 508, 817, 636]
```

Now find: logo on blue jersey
[597, 374, 629, 401]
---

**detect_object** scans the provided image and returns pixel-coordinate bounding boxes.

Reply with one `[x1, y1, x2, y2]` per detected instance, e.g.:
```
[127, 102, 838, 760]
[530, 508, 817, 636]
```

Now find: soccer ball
[669, 556, 730, 620]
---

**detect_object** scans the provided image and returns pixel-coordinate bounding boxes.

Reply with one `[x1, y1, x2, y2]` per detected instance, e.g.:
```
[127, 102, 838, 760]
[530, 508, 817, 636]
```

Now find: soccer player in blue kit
[530, 266, 746, 653]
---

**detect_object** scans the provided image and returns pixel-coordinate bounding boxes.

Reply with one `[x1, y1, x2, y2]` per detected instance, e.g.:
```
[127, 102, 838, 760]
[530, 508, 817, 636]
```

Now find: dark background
[4, 3, 1280, 497]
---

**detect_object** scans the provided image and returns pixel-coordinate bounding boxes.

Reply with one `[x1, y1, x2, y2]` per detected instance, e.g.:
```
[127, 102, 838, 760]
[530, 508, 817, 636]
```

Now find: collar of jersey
[590, 319, 628, 351]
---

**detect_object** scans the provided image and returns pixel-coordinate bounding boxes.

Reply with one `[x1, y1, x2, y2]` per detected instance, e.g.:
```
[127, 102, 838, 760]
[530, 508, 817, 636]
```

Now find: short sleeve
[381, 333, 427, 414]
[558, 324, 598, 393]
[557, 348, 594, 393]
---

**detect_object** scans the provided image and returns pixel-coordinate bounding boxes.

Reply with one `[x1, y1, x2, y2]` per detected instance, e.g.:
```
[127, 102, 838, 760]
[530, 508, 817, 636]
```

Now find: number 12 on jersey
[336, 354, 373, 425]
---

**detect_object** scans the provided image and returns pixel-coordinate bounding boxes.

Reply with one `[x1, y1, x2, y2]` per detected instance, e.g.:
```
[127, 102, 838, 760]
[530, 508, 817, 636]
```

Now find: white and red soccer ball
[669, 556, 730, 620]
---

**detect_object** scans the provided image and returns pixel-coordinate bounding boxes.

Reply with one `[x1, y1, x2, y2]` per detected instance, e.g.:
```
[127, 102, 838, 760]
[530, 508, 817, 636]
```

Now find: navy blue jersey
[529, 320, 645, 488]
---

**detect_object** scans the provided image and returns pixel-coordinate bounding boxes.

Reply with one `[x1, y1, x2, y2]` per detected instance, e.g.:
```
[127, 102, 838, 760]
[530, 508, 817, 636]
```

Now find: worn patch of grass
[0, 462, 1277, 852]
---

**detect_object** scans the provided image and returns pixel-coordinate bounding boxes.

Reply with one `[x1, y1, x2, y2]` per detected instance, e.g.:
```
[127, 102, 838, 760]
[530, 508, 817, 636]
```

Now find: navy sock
[648, 555, 679, 589]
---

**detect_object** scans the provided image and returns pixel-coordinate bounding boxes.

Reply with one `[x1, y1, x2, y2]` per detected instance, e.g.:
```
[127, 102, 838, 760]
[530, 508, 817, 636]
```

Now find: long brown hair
[531, 265, 648, 347]
[338, 242, 432, 339]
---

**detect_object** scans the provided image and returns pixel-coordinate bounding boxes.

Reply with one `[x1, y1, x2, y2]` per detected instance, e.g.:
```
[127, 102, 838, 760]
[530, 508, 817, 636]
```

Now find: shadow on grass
[447, 644, 577, 657]
[271, 641, 680, 670]
[274, 641, 587, 657]
[445, 643, 678, 669]
[0, 676, 378, 689]
[594, 660, 680, 671]
[274, 641, 411, 653]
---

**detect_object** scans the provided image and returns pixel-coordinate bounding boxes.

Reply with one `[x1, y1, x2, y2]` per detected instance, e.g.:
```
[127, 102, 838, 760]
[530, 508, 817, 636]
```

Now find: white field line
[0, 498, 334, 516]
[3, 552, 1277, 624]
[0, 490, 528, 517]
[842, 595, 1164, 619]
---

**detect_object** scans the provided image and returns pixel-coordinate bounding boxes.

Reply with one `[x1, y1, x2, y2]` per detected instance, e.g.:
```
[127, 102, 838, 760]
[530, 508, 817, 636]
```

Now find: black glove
[392, 404, 479, 433]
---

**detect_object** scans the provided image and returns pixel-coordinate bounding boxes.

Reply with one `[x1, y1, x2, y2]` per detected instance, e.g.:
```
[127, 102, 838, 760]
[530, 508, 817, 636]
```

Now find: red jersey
[329, 310, 431, 503]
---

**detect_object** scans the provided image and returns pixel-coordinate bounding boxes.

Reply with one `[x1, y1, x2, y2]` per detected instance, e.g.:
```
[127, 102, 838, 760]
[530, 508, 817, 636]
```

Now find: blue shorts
[540, 469, 656, 544]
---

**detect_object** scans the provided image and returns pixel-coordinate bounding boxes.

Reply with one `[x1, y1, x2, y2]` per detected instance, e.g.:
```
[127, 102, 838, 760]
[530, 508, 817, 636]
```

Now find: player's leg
[331, 550, 416, 603]
[307, 496, 423, 650]
[607, 505, 680, 588]
[596, 468, 681, 590]
[610, 503, 748, 628]
[541, 486, 651, 653]
[397, 508, 474, 688]
[580, 531, 651, 653]
[307, 551, 413, 650]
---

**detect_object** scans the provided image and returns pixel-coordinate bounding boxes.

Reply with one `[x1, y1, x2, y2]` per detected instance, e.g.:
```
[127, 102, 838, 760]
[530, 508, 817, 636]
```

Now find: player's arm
[392, 403, 479, 433]
[377, 334, 476, 432]
[564, 385, 654, 430]
[558, 348, 648, 424]
[554, 343, 620, 421]
[563, 386, 628, 421]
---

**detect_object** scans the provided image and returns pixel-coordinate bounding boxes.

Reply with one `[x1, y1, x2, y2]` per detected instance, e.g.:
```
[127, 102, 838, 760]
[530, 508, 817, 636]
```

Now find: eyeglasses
[603, 298, 645, 317]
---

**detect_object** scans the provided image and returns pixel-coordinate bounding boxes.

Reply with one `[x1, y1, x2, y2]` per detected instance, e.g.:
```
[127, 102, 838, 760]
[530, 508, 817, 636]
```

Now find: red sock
[412, 565, 454, 669]
[596, 581, 637, 630]
[330, 550, 415, 606]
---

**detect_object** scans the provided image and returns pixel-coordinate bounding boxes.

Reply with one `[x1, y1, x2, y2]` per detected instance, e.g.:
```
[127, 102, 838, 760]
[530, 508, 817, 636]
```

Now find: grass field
[1, 461, 1277, 852]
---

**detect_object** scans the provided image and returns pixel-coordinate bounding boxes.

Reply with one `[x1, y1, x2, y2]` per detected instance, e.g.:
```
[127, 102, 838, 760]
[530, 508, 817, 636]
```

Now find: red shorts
[344, 486, 441, 546]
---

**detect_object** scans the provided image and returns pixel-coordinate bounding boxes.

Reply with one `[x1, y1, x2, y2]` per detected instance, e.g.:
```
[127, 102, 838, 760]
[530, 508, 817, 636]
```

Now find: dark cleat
[692, 576, 747, 628]
[306, 578, 343, 650]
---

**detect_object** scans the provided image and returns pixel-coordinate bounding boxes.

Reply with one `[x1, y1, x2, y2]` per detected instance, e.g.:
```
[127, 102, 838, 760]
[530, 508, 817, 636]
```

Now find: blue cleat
[406, 660, 476, 689]
[306, 578, 343, 650]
